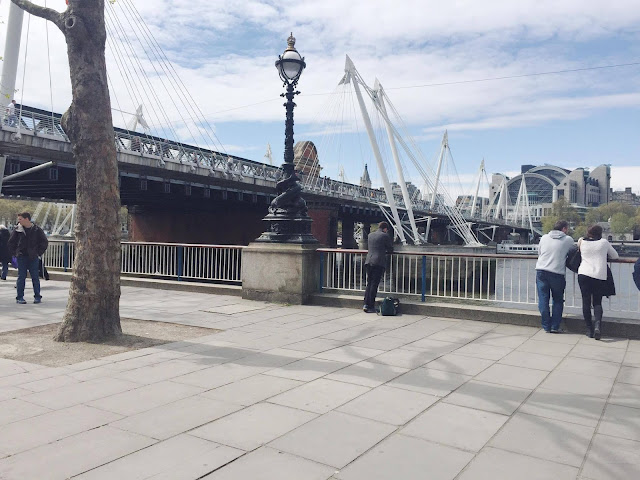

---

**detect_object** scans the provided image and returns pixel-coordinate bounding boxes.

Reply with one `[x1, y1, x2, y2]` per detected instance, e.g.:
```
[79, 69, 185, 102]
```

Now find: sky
[1, 0, 639, 201]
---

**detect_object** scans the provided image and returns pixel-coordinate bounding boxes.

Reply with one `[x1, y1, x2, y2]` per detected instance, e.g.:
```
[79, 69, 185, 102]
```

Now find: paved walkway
[0, 280, 639, 479]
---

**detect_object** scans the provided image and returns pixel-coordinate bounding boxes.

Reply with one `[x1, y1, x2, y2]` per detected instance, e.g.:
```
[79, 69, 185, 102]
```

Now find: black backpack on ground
[377, 296, 400, 316]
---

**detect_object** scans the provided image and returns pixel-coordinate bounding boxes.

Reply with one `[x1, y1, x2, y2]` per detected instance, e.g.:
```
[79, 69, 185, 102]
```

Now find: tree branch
[10, 0, 65, 31]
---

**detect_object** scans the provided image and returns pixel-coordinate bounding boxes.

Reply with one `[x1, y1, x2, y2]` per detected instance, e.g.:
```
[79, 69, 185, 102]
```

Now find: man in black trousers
[363, 221, 393, 313]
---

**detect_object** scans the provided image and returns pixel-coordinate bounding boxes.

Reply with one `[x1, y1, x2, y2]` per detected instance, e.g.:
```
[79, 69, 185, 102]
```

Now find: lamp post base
[256, 213, 318, 244]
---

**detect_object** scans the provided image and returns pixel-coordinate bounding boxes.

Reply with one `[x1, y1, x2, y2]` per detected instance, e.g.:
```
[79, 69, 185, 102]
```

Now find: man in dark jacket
[8, 212, 48, 304]
[633, 257, 640, 291]
[363, 221, 393, 313]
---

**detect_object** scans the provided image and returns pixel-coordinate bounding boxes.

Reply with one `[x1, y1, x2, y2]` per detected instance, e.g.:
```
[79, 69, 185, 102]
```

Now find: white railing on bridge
[42, 240, 242, 284]
[318, 248, 640, 315]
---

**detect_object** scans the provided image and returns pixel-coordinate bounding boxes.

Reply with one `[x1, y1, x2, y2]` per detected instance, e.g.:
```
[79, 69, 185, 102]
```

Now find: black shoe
[550, 328, 564, 334]
[34, 298, 42, 304]
[16, 298, 26, 304]
[594, 326, 601, 340]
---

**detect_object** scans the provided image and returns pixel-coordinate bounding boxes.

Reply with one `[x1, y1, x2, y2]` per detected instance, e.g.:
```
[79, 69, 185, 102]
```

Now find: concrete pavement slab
[581, 434, 640, 480]
[0, 426, 155, 480]
[443, 380, 531, 415]
[489, 412, 594, 467]
[200, 373, 303, 406]
[425, 353, 495, 376]
[608, 382, 640, 409]
[388, 367, 471, 397]
[569, 343, 626, 363]
[0, 398, 51, 427]
[109, 395, 242, 440]
[268, 378, 369, 414]
[519, 388, 607, 427]
[617, 365, 640, 385]
[269, 410, 396, 469]
[337, 385, 439, 425]
[335, 433, 474, 480]
[457, 447, 578, 480]
[324, 360, 408, 387]
[189, 402, 317, 451]
[497, 350, 564, 371]
[598, 403, 640, 441]
[263, 357, 349, 382]
[517, 339, 574, 357]
[75, 434, 244, 480]
[401, 402, 508, 452]
[201, 446, 335, 480]
[474, 363, 549, 389]
[540, 370, 615, 398]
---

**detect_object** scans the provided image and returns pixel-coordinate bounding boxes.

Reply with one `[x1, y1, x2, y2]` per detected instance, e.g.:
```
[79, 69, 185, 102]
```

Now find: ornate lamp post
[257, 33, 317, 244]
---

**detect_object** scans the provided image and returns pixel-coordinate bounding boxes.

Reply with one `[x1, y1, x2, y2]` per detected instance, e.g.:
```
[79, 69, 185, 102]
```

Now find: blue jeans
[16, 256, 40, 301]
[536, 270, 566, 331]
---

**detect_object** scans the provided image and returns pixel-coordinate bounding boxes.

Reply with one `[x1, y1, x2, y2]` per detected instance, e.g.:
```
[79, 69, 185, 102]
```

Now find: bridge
[0, 104, 528, 246]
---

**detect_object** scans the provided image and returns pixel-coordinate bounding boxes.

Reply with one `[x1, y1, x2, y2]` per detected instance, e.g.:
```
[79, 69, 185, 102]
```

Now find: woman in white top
[578, 225, 618, 340]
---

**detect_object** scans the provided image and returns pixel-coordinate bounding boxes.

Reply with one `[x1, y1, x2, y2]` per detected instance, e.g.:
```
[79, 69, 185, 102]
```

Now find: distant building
[456, 195, 489, 215]
[293, 141, 321, 178]
[390, 181, 421, 202]
[360, 164, 371, 189]
[610, 187, 640, 206]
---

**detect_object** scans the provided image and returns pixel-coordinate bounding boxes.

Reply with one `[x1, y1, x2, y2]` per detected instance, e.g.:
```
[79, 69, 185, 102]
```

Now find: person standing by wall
[535, 220, 575, 333]
[578, 224, 619, 340]
[0, 225, 11, 280]
[363, 221, 393, 313]
[6, 100, 17, 127]
[8, 212, 49, 304]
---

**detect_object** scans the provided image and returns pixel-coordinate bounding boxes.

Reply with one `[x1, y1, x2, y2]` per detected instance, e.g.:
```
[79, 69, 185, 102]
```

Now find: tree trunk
[12, 0, 121, 342]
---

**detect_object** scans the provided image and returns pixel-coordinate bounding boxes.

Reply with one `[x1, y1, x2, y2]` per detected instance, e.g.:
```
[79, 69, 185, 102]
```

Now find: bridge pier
[307, 207, 338, 247]
[341, 217, 356, 249]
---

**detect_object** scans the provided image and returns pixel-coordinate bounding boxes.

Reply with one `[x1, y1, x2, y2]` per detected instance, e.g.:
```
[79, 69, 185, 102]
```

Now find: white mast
[343, 56, 406, 245]
[470, 158, 485, 218]
[430, 131, 448, 210]
[0, 2, 24, 100]
[374, 79, 421, 244]
[264, 143, 273, 165]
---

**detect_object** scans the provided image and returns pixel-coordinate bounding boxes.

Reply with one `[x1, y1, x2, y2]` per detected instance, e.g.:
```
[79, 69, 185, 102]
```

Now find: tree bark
[12, 0, 122, 342]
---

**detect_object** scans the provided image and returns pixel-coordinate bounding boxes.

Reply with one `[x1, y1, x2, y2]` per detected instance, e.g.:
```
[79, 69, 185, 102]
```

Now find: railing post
[421, 255, 427, 302]
[177, 246, 184, 281]
[319, 252, 324, 292]
[63, 242, 70, 272]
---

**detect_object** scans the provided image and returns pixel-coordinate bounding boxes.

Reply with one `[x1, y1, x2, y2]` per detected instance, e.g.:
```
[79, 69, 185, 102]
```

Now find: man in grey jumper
[535, 220, 575, 332]
[363, 222, 394, 312]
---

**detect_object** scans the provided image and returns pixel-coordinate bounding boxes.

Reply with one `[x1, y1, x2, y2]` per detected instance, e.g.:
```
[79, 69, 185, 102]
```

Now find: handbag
[566, 247, 581, 273]
[10, 256, 18, 269]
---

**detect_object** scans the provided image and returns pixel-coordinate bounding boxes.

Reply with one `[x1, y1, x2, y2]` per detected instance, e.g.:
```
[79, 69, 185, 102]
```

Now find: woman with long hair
[578, 224, 618, 340]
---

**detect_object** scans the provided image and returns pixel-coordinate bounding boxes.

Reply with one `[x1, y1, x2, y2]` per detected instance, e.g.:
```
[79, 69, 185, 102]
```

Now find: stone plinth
[241, 243, 319, 304]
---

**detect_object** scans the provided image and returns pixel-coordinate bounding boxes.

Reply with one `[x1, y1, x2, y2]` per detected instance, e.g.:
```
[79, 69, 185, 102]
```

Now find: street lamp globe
[276, 33, 305, 85]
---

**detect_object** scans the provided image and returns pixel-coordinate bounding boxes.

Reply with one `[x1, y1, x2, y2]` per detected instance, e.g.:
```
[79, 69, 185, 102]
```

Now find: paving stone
[581, 434, 640, 480]
[0, 385, 29, 401]
[349, 334, 411, 351]
[425, 353, 495, 376]
[443, 380, 531, 415]
[75, 434, 243, 480]
[87, 380, 205, 416]
[325, 361, 408, 387]
[555, 356, 621, 379]
[401, 338, 462, 355]
[598, 403, 640, 441]
[569, 344, 626, 363]
[0, 398, 50, 427]
[474, 363, 549, 389]
[269, 411, 395, 469]
[540, 370, 615, 398]
[577, 336, 628, 349]
[617, 365, 640, 385]
[457, 447, 578, 480]
[200, 374, 303, 406]
[519, 388, 607, 427]
[498, 350, 564, 371]
[201, 446, 335, 480]
[452, 342, 513, 360]
[190, 402, 317, 451]
[369, 348, 440, 369]
[401, 402, 508, 452]
[530, 329, 581, 344]
[0, 404, 122, 457]
[172, 363, 266, 389]
[335, 433, 473, 480]
[623, 350, 640, 367]
[312, 346, 386, 364]
[425, 327, 485, 344]
[284, 338, 347, 354]
[338, 385, 439, 426]
[489, 413, 594, 467]
[20, 377, 140, 409]
[516, 339, 574, 357]
[0, 426, 155, 480]
[609, 382, 640, 409]
[472, 332, 530, 348]
[268, 378, 369, 414]
[109, 395, 242, 440]
[113, 359, 210, 384]
[263, 358, 349, 382]
[388, 368, 471, 397]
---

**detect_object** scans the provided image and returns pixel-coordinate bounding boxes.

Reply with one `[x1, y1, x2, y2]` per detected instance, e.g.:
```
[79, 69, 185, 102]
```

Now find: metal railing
[43, 240, 242, 284]
[318, 248, 640, 314]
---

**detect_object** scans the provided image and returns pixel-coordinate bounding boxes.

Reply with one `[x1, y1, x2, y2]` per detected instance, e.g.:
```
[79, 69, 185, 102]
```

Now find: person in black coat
[8, 212, 48, 304]
[363, 221, 394, 313]
[0, 225, 11, 280]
